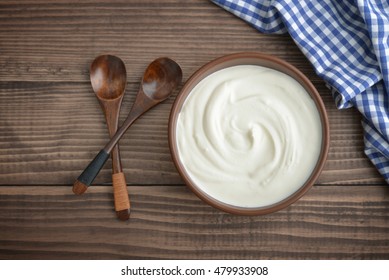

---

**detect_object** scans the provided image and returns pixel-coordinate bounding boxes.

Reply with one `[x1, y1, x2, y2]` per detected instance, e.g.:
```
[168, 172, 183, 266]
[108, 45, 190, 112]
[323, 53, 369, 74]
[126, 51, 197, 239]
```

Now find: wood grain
[0, 185, 388, 259]
[0, 81, 383, 185]
[0, 0, 313, 83]
[0, 0, 388, 260]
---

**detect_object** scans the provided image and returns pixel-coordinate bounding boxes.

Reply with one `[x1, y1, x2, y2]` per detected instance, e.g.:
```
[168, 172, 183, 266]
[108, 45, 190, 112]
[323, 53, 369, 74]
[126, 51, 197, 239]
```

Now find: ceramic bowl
[168, 52, 329, 215]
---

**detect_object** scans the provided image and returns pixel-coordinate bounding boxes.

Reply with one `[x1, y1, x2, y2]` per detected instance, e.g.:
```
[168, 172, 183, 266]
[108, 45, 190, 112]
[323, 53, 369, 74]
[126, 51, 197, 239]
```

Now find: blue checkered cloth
[211, 0, 389, 183]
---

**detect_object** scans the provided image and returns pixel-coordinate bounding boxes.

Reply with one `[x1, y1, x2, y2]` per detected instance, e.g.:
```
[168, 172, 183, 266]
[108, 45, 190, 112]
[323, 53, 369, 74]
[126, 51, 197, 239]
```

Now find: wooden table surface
[1, 0, 389, 260]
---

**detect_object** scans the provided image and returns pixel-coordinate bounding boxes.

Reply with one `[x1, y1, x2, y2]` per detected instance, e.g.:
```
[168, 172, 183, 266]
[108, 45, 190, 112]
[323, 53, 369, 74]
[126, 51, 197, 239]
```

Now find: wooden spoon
[90, 54, 130, 221]
[73, 57, 183, 198]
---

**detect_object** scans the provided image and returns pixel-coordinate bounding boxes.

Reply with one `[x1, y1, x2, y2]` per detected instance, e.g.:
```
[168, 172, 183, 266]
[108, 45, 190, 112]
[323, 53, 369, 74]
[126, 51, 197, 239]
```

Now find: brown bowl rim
[168, 52, 330, 215]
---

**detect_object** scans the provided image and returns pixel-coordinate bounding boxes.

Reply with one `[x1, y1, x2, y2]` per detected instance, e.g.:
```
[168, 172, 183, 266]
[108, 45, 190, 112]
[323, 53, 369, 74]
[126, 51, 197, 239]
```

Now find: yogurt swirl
[176, 65, 322, 207]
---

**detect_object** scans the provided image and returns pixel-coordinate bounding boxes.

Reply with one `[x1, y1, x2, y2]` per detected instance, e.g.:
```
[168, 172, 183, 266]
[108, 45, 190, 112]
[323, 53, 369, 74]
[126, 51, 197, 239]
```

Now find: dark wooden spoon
[90, 54, 130, 221]
[73, 57, 182, 197]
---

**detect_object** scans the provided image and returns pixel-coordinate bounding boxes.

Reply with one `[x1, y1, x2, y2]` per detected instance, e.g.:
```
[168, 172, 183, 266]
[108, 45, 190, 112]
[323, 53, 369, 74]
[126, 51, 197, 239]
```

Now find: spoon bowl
[141, 57, 183, 101]
[90, 55, 127, 101]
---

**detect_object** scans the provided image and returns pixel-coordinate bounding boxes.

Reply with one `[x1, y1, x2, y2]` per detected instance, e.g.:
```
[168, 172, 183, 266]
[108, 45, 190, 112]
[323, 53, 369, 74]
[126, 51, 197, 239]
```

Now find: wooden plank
[0, 81, 384, 185]
[0, 81, 182, 185]
[0, 0, 318, 83]
[0, 185, 388, 259]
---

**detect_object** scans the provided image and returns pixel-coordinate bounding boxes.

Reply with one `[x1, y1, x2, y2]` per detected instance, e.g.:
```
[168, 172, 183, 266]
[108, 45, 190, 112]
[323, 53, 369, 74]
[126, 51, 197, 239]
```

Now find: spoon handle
[108, 115, 131, 220]
[73, 91, 158, 195]
[104, 90, 155, 152]
[112, 172, 130, 218]
[73, 150, 110, 194]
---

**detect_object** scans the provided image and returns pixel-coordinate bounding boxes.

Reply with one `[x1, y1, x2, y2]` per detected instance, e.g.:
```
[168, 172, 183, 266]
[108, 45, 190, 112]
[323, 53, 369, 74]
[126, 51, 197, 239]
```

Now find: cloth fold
[211, 0, 389, 183]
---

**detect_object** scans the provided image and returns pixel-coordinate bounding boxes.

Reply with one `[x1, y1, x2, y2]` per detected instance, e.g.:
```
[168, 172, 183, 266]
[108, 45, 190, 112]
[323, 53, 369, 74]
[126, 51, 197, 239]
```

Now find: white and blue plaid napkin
[211, 0, 389, 183]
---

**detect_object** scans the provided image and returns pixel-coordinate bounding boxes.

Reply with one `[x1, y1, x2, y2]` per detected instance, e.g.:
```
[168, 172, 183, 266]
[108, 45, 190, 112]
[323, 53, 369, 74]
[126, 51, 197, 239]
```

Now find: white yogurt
[176, 65, 322, 208]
